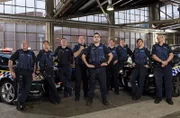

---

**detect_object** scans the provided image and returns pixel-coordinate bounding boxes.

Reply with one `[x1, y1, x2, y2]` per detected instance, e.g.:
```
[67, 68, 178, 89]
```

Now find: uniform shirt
[132, 47, 151, 66]
[73, 44, 86, 65]
[83, 43, 110, 62]
[36, 50, 54, 69]
[108, 47, 118, 64]
[10, 49, 36, 64]
[152, 43, 172, 64]
[116, 45, 133, 62]
[10, 49, 36, 73]
[54, 46, 73, 65]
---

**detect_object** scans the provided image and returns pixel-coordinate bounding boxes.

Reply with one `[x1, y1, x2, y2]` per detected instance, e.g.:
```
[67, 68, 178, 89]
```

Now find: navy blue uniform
[106, 47, 119, 94]
[116, 45, 133, 70]
[36, 50, 61, 103]
[116, 45, 132, 86]
[10, 49, 36, 105]
[73, 44, 88, 99]
[130, 47, 150, 98]
[83, 43, 110, 100]
[54, 46, 73, 97]
[152, 43, 173, 99]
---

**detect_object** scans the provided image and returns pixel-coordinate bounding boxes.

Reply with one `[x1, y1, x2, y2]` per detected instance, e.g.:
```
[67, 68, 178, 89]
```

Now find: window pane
[16, 0, 25, 6]
[37, 25, 45, 33]
[16, 24, 25, 32]
[36, 9, 45, 17]
[27, 25, 36, 32]
[0, 4, 4, 13]
[27, 33, 36, 42]
[16, 6, 25, 15]
[160, 6, 166, 20]
[5, 23, 14, 32]
[54, 27, 62, 34]
[0, 23, 4, 32]
[87, 15, 94, 22]
[167, 5, 173, 19]
[71, 28, 79, 35]
[79, 29, 86, 35]
[5, 32, 14, 41]
[36, 1, 45, 9]
[5, 5, 14, 14]
[26, 0, 34, 7]
[71, 36, 79, 42]
[63, 27, 70, 34]
[26, 7, 35, 16]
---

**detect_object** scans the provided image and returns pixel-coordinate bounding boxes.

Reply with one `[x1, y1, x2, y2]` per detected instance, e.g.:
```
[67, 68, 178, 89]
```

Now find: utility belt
[15, 68, 33, 73]
[135, 64, 146, 68]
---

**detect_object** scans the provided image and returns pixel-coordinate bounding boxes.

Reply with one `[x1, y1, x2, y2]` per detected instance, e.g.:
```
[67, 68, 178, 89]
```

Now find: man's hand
[32, 72, 36, 80]
[80, 46, 85, 50]
[113, 60, 118, 65]
[101, 62, 108, 67]
[36, 70, 40, 74]
[87, 64, 95, 68]
[161, 64, 166, 68]
[162, 61, 168, 66]
[132, 63, 136, 67]
[10, 71, 16, 79]
[144, 65, 149, 68]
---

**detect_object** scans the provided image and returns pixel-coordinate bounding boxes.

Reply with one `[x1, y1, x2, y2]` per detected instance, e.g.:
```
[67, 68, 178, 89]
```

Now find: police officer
[82, 32, 113, 106]
[116, 39, 132, 86]
[152, 35, 174, 105]
[36, 41, 61, 104]
[106, 39, 119, 94]
[130, 38, 150, 100]
[54, 38, 73, 97]
[9, 40, 36, 111]
[73, 36, 88, 101]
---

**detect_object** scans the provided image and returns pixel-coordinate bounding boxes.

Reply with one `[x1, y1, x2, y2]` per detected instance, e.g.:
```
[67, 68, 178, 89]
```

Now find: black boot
[102, 98, 109, 106]
[86, 98, 93, 106]
[166, 99, 174, 105]
[75, 96, 80, 101]
[154, 97, 162, 104]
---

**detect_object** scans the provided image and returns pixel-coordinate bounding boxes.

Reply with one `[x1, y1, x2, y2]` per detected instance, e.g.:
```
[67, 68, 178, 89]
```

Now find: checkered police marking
[172, 66, 180, 76]
[0, 70, 12, 79]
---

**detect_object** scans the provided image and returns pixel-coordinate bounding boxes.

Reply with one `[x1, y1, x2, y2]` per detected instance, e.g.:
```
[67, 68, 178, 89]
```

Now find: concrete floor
[0, 89, 180, 118]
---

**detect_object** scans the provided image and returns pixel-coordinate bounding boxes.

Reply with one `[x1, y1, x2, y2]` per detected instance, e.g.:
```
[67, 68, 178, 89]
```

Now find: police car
[0, 49, 61, 104]
[121, 45, 180, 97]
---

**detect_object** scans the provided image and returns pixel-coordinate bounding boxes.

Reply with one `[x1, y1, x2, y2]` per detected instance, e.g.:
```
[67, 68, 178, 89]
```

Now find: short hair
[136, 38, 143, 43]
[43, 40, 49, 44]
[120, 38, 125, 41]
[93, 32, 101, 37]
[109, 39, 115, 42]
[61, 37, 67, 40]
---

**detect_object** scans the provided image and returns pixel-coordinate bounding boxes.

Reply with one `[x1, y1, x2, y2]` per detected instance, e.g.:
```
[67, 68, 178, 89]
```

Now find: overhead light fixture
[107, 0, 114, 11]
[0, 0, 10, 2]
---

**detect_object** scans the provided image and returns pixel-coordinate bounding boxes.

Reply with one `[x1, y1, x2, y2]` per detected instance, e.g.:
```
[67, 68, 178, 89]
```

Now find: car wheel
[0, 80, 16, 104]
[172, 74, 180, 97]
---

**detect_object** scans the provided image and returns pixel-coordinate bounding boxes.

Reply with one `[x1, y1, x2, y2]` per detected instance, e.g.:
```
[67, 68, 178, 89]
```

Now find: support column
[108, 11, 115, 42]
[149, 3, 160, 47]
[46, 0, 54, 18]
[46, 22, 54, 51]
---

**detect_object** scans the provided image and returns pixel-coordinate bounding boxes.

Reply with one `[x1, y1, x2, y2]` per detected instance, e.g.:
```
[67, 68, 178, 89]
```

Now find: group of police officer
[8, 32, 174, 111]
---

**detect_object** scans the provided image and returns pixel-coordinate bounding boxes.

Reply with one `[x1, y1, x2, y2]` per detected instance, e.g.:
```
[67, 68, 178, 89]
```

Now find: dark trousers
[106, 63, 119, 93]
[42, 68, 61, 102]
[130, 67, 147, 97]
[88, 68, 107, 100]
[118, 61, 125, 86]
[75, 64, 88, 98]
[16, 71, 32, 104]
[154, 65, 172, 99]
[58, 64, 72, 96]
